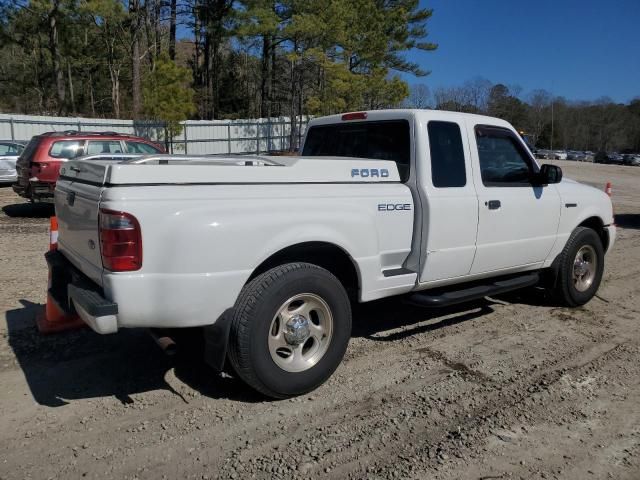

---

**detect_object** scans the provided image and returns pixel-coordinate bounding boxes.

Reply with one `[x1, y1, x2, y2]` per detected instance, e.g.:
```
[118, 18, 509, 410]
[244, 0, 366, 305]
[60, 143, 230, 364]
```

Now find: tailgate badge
[67, 191, 76, 206]
[88, 239, 96, 250]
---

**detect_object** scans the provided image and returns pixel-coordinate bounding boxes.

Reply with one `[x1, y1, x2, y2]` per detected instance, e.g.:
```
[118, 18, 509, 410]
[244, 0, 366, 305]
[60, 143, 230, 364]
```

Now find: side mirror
[536, 164, 562, 185]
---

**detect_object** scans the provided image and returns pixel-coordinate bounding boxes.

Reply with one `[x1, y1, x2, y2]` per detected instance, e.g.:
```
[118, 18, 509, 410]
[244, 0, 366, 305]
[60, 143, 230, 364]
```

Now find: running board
[407, 272, 540, 308]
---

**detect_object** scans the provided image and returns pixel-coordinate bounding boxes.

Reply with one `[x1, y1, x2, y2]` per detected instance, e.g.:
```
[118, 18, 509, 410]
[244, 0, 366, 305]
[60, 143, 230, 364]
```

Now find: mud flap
[203, 309, 233, 372]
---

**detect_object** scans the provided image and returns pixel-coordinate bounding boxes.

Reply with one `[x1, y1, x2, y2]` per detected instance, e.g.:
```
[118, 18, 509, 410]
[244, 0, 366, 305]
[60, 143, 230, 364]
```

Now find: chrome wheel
[573, 245, 597, 292]
[268, 293, 333, 373]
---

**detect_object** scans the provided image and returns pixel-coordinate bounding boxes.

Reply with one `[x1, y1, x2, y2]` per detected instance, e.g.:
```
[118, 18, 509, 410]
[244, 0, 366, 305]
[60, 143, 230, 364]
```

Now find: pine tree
[143, 55, 197, 149]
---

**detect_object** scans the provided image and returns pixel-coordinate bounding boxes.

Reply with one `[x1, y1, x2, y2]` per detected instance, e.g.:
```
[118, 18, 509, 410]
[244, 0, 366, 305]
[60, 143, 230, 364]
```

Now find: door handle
[486, 200, 501, 210]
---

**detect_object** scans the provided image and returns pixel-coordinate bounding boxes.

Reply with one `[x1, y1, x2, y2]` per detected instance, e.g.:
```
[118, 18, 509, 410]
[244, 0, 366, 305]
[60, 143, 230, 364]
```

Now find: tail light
[99, 209, 142, 272]
[31, 162, 49, 174]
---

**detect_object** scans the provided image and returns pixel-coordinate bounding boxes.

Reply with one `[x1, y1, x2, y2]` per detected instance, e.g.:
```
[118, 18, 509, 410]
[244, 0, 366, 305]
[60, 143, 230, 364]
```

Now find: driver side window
[475, 126, 534, 187]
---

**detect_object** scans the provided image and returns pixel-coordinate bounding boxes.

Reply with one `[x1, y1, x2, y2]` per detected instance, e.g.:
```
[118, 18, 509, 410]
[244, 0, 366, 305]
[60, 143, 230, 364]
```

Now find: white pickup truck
[52, 109, 615, 398]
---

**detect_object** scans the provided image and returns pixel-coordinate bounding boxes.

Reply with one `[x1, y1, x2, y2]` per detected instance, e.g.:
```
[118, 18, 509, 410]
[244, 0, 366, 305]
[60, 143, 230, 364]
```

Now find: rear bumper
[46, 250, 119, 334]
[12, 179, 55, 200]
[50, 248, 244, 332]
[31, 181, 55, 199]
[11, 183, 26, 196]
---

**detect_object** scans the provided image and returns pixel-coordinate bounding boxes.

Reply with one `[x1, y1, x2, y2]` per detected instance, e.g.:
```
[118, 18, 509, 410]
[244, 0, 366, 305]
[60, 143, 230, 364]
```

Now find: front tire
[552, 227, 604, 307]
[228, 263, 352, 399]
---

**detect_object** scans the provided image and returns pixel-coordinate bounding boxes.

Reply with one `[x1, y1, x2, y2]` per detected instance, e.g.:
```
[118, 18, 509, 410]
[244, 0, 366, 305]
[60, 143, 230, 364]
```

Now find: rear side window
[86, 140, 124, 155]
[50, 140, 84, 159]
[427, 121, 466, 188]
[302, 120, 411, 181]
[19, 138, 39, 162]
[125, 141, 161, 154]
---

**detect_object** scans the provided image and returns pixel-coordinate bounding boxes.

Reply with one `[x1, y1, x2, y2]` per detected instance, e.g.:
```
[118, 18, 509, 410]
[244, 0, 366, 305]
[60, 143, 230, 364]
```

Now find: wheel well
[578, 216, 609, 251]
[248, 242, 360, 298]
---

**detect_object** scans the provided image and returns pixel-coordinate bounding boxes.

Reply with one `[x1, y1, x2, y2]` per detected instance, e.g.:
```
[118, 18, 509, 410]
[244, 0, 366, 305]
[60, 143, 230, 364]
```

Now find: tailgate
[54, 161, 112, 286]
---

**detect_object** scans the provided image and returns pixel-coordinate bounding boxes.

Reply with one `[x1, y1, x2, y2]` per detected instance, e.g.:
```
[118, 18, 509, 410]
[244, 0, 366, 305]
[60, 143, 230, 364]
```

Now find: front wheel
[227, 263, 352, 399]
[552, 227, 605, 307]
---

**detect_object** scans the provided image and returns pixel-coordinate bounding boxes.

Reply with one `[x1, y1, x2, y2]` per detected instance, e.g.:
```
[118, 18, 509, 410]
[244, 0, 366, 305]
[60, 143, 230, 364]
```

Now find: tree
[487, 84, 527, 128]
[194, 0, 235, 119]
[169, 0, 177, 60]
[405, 83, 431, 108]
[627, 99, 640, 151]
[47, 0, 66, 114]
[82, 0, 129, 118]
[143, 55, 197, 150]
[0, 0, 440, 123]
[129, 0, 143, 117]
[433, 85, 478, 113]
[526, 89, 552, 147]
[236, 0, 285, 118]
[463, 77, 492, 112]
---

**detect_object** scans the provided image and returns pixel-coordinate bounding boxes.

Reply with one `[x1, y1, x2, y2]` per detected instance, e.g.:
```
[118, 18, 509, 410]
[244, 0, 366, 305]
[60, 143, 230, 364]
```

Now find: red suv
[13, 131, 164, 202]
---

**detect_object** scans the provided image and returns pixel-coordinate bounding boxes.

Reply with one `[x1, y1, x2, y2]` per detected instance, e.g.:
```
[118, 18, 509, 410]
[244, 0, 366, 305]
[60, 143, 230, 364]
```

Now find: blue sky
[401, 0, 640, 103]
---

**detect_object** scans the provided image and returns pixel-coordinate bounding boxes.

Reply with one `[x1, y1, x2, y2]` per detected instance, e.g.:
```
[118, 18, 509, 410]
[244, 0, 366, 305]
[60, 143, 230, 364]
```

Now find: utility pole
[550, 98, 554, 151]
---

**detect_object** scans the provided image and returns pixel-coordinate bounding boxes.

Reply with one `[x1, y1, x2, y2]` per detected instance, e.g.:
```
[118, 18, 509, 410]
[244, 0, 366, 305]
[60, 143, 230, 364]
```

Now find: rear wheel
[228, 263, 351, 399]
[552, 227, 604, 307]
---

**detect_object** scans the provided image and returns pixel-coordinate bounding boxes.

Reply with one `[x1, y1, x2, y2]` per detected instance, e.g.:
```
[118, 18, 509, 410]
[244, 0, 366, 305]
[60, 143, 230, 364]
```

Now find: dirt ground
[0, 160, 638, 480]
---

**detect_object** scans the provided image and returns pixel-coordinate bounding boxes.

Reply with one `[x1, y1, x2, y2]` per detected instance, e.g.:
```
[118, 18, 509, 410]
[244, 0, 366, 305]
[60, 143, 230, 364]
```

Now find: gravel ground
[0, 160, 638, 480]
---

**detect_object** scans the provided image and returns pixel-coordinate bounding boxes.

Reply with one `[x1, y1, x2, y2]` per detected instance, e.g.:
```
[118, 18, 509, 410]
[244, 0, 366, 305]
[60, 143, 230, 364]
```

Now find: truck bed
[58, 154, 402, 186]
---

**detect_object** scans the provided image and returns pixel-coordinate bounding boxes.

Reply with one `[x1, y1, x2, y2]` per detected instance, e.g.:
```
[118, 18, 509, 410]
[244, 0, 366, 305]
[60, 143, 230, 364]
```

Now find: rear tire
[552, 227, 604, 307]
[228, 263, 351, 399]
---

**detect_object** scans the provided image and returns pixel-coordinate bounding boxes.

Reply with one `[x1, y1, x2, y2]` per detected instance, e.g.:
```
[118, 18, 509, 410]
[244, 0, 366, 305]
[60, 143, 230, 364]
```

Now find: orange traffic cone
[604, 182, 612, 197]
[36, 217, 85, 334]
[49, 215, 58, 250]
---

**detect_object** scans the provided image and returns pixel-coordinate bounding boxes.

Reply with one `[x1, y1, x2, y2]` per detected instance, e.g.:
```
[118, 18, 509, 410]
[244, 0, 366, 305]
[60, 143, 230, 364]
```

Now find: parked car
[535, 149, 562, 160]
[0, 140, 27, 183]
[608, 152, 624, 165]
[553, 150, 568, 160]
[623, 154, 640, 166]
[534, 149, 551, 159]
[594, 151, 610, 164]
[53, 109, 615, 398]
[567, 151, 588, 161]
[566, 151, 579, 161]
[13, 131, 164, 202]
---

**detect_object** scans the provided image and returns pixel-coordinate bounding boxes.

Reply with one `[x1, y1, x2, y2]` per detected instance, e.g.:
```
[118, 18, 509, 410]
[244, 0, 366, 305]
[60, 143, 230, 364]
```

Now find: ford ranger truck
[52, 110, 615, 398]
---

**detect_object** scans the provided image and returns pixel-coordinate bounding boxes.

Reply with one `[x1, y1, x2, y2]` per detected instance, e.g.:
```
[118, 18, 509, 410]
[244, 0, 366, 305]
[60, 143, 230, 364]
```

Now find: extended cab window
[49, 140, 84, 159]
[302, 120, 411, 181]
[428, 121, 466, 188]
[475, 126, 536, 186]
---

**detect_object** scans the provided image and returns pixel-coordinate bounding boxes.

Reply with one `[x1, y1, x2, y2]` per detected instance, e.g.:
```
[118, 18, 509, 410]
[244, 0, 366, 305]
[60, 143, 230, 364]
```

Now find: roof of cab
[307, 109, 513, 129]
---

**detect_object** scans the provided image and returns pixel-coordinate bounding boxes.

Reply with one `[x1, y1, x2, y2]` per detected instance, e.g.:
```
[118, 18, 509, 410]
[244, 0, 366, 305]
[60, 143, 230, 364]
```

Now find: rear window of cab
[302, 120, 411, 182]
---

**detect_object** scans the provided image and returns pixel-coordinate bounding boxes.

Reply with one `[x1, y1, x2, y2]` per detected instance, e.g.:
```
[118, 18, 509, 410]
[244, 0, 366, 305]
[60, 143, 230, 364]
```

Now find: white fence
[0, 113, 309, 155]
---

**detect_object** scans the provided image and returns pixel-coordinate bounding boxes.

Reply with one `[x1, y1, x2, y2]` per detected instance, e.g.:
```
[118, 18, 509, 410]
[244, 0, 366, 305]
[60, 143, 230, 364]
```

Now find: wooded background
[0, 0, 638, 152]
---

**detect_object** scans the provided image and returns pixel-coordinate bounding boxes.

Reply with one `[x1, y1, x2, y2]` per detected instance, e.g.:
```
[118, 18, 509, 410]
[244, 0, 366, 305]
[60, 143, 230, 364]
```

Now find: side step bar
[407, 272, 540, 308]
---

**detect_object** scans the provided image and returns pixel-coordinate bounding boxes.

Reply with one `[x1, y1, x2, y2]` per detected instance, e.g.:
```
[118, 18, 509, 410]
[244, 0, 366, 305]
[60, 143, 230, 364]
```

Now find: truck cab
[302, 111, 612, 290]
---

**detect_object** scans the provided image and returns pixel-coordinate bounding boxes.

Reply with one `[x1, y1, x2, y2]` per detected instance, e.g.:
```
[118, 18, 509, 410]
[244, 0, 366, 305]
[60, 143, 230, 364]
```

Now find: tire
[552, 227, 604, 307]
[228, 262, 352, 399]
